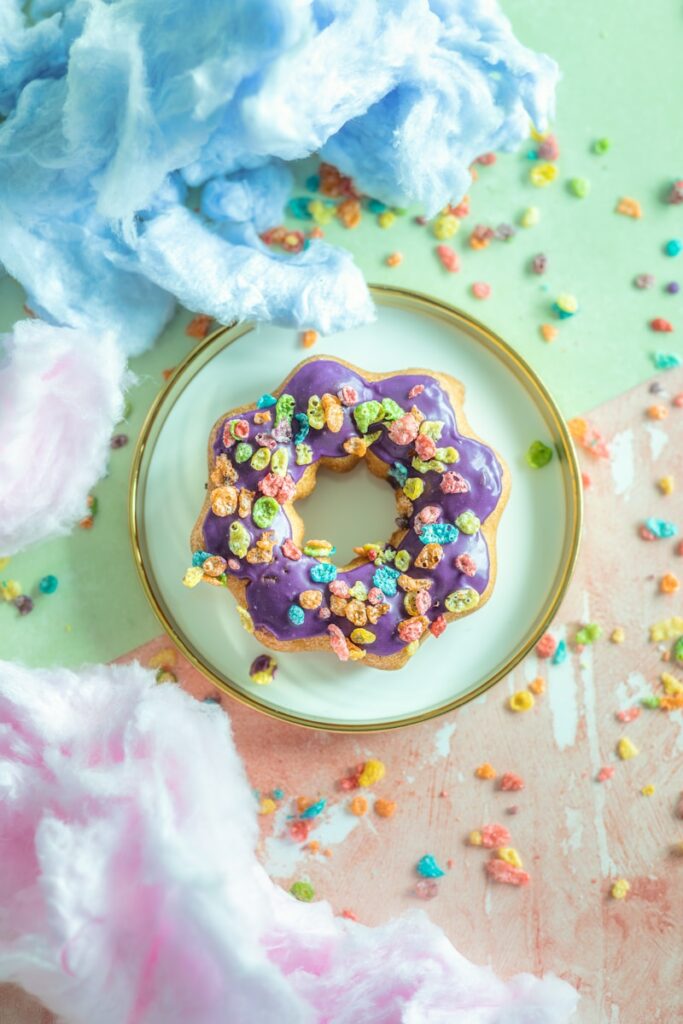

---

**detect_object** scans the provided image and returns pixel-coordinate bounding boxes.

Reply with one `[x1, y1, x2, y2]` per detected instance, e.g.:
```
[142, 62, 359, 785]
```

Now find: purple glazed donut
[188, 356, 509, 670]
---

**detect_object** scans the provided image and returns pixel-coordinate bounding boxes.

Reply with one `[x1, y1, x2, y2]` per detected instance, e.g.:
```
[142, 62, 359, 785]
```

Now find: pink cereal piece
[597, 766, 615, 783]
[415, 433, 437, 460]
[276, 474, 296, 503]
[429, 615, 447, 637]
[289, 820, 312, 842]
[454, 554, 477, 577]
[414, 505, 441, 529]
[480, 823, 511, 848]
[536, 633, 557, 659]
[476, 152, 497, 166]
[471, 281, 491, 300]
[318, 606, 331, 620]
[282, 539, 302, 561]
[486, 859, 530, 887]
[397, 617, 426, 643]
[673, 393, 683, 408]
[639, 525, 656, 541]
[435, 245, 460, 272]
[338, 386, 359, 406]
[616, 707, 640, 723]
[388, 413, 419, 446]
[677, 540, 683, 557]
[328, 623, 350, 661]
[233, 418, 250, 439]
[414, 589, 432, 615]
[367, 587, 384, 605]
[408, 384, 425, 399]
[341, 909, 359, 921]
[440, 472, 469, 494]
[258, 472, 281, 498]
[329, 579, 351, 598]
[499, 772, 524, 792]
[537, 134, 559, 161]
[227, 558, 241, 571]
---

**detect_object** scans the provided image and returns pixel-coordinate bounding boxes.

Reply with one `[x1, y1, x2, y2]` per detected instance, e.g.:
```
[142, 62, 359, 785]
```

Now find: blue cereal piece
[288, 604, 305, 625]
[293, 412, 310, 444]
[419, 523, 459, 545]
[645, 517, 678, 539]
[300, 798, 326, 819]
[310, 562, 338, 584]
[373, 564, 400, 596]
[305, 174, 320, 192]
[287, 196, 313, 220]
[387, 462, 408, 487]
[192, 550, 213, 566]
[417, 854, 445, 878]
[257, 393, 277, 409]
[652, 352, 682, 371]
[552, 639, 567, 665]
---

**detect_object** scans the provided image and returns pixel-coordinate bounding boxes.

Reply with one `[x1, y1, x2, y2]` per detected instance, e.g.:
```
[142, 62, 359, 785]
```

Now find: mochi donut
[188, 356, 509, 671]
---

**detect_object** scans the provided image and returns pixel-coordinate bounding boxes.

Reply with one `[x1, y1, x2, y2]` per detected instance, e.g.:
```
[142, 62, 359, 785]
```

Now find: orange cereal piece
[386, 252, 403, 267]
[661, 573, 680, 594]
[296, 796, 312, 814]
[647, 404, 669, 421]
[307, 840, 321, 854]
[301, 329, 318, 349]
[661, 695, 683, 710]
[616, 196, 642, 219]
[540, 323, 558, 342]
[350, 796, 368, 816]
[337, 198, 361, 228]
[185, 313, 213, 339]
[374, 799, 397, 818]
[475, 762, 496, 780]
[529, 676, 545, 695]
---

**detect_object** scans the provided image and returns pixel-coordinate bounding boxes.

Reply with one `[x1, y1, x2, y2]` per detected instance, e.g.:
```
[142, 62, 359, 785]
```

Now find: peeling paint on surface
[645, 423, 668, 461]
[610, 429, 634, 497]
[431, 720, 457, 762]
[547, 628, 578, 750]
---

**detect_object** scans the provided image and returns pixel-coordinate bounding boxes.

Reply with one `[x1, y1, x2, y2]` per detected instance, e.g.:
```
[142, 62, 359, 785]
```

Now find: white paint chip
[609, 429, 634, 498]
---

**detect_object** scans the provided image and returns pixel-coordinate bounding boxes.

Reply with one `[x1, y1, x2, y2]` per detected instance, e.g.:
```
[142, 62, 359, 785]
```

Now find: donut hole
[296, 460, 398, 567]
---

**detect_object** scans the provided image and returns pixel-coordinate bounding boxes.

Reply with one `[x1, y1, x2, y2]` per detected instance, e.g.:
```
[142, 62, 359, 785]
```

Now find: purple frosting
[200, 360, 504, 659]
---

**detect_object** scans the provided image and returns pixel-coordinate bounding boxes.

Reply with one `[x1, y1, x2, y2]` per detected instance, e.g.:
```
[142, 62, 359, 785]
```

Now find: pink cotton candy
[0, 660, 579, 1024]
[0, 320, 129, 555]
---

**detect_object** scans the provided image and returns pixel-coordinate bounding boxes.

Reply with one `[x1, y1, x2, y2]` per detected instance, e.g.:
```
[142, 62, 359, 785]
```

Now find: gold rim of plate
[129, 285, 583, 732]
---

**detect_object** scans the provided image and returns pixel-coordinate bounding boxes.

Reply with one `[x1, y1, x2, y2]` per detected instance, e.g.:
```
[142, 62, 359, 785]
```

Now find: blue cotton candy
[0, 0, 557, 350]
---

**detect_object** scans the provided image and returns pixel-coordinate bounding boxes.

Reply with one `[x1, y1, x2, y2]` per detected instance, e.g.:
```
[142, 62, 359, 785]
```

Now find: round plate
[130, 286, 582, 731]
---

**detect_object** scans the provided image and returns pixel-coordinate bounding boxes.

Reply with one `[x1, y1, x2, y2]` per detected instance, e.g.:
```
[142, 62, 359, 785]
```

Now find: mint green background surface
[1, 0, 682, 668]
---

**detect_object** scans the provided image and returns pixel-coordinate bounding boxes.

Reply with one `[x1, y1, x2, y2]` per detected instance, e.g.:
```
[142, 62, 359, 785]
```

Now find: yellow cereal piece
[529, 124, 548, 142]
[650, 617, 683, 643]
[658, 475, 674, 495]
[405, 640, 420, 657]
[519, 205, 540, 228]
[617, 737, 639, 760]
[529, 161, 558, 187]
[350, 628, 376, 645]
[358, 758, 385, 787]
[509, 690, 535, 712]
[610, 627, 625, 644]
[432, 213, 460, 239]
[0, 557, 10, 573]
[616, 197, 642, 219]
[148, 648, 177, 669]
[475, 762, 496, 780]
[497, 846, 523, 868]
[236, 606, 254, 634]
[662, 673, 683, 696]
[259, 797, 277, 815]
[641, 785, 655, 797]
[468, 830, 483, 846]
[182, 566, 204, 588]
[403, 478, 424, 501]
[378, 210, 396, 229]
[0, 579, 22, 601]
[611, 878, 630, 900]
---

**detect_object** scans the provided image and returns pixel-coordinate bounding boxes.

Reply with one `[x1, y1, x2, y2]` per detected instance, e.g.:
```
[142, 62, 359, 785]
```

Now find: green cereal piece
[412, 456, 445, 474]
[290, 880, 315, 902]
[353, 400, 384, 434]
[575, 623, 603, 645]
[235, 442, 253, 463]
[228, 420, 243, 439]
[674, 636, 683, 663]
[381, 397, 404, 421]
[445, 587, 480, 613]
[568, 176, 590, 198]
[349, 581, 368, 600]
[271, 447, 289, 477]
[526, 440, 554, 468]
[435, 446, 458, 464]
[307, 395, 325, 429]
[394, 549, 411, 571]
[229, 521, 251, 558]
[364, 429, 382, 446]
[403, 477, 424, 500]
[275, 393, 295, 425]
[641, 694, 661, 709]
[419, 420, 444, 440]
[455, 510, 480, 534]
[592, 138, 610, 155]
[295, 442, 313, 465]
[252, 496, 279, 528]
[250, 447, 271, 471]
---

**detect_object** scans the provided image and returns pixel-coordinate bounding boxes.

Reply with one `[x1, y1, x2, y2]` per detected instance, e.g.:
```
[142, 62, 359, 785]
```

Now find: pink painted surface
[4, 369, 683, 1022]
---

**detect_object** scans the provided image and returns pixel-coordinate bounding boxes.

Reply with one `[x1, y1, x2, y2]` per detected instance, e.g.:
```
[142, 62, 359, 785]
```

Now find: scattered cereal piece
[486, 859, 530, 886]
[539, 323, 558, 343]
[300, 329, 318, 348]
[497, 846, 523, 868]
[385, 252, 403, 267]
[649, 616, 683, 642]
[526, 440, 553, 468]
[650, 318, 674, 333]
[374, 799, 396, 818]
[414, 879, 439, 899]
[480, 823, 511, 848]
[509, 690, 534, 712]
[500, 772, 525, 792]
[349, 796, 368, 816]
[575, 623, 602, 645]
[358, 759, 385, 787]
[536, 633, 557, 659]
[568, 416, 610, 458]
[643, 518, 678, 540]
[435, 245, 460, 272]
[661, 573, 680, 594]
[665, 240, 682, 258]
[597, 766, 615, 782]
[662, 672, 683, 695]
[592, 138, 610, 155]
[417, 854, 445, 878]
[475, 762, 496, 780]
[634, 273, 655, 289]
[617, 737, 639, 760]
[528, 677, 545, 695]
[553, 293, 578, 319]
[658, 476, 675, 495]
[38, 574, 59, 595]
[568, 177, 590, 198]
[468, 830, 483, 846]
[14, 595, 34, 615]
[647, 404, 669, 420]
[616, 707, 640, 723]
[471, 281, 491, 300]
[259, 797, 277, 815]
[519, 206, 540, 228]
[610, 878, 630, 900]
[185, 313, 213, 338]
[529, 162, 557, 187]
[616, 197, 642, 219]
[290, 881, 315, 902]
[552, 639, 568, 665]
[666, 282, 680, 295]
[532, 253, 547, 275]
[667, 180, 683, 205]
[641, 785, 655, 797]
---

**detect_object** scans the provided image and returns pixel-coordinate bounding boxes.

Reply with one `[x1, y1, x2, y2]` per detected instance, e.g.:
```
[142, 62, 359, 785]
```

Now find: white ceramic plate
[130, 287, 581, 731]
